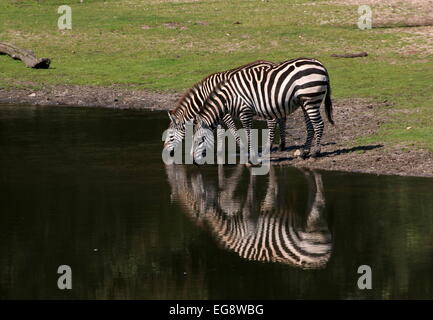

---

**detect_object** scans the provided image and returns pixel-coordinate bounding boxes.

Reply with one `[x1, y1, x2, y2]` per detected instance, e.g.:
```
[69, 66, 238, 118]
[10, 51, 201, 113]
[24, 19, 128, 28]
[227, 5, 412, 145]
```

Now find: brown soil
[271, 98, 433, 177]
[0, 84, 180, 110]
[0, 85, 432, 178]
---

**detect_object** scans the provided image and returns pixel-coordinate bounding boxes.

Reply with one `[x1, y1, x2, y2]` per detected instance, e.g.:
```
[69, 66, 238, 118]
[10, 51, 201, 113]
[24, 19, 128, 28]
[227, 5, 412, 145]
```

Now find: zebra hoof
[279, 143, 286, 151]
[311, 151, 320, 159]
[300, 151, 310, 160]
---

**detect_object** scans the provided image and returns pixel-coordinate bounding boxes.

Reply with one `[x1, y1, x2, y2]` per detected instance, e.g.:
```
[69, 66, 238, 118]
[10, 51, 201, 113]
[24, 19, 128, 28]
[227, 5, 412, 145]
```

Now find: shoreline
[0, 84, 180, 110]
[1, 84, 432, 178]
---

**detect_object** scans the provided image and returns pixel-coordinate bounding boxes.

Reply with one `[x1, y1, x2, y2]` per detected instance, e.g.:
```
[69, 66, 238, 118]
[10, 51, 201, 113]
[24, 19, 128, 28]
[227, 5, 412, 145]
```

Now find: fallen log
[0, 42, 51, 68]
[374, 17, 433, 28]
[331, 52, 368, 58]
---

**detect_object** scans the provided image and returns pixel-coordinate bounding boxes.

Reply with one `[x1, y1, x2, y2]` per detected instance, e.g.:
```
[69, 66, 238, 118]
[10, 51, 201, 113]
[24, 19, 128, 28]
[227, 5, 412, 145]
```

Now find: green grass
[0, 0, 432, 149]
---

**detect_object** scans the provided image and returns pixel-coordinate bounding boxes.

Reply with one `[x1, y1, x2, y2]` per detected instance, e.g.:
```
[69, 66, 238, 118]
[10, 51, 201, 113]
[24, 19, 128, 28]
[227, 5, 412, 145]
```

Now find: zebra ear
[167, 111, 174, 123]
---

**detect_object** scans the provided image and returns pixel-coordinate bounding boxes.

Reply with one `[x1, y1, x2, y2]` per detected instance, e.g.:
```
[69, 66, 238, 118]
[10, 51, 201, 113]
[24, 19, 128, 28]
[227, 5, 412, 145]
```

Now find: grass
[0, 0, 432, 150]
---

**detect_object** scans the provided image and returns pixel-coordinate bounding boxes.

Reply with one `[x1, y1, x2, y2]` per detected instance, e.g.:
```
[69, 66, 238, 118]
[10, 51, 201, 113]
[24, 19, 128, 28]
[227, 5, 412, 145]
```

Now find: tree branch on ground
[0, 42, 51, 68]
[331, 52, 368, 58]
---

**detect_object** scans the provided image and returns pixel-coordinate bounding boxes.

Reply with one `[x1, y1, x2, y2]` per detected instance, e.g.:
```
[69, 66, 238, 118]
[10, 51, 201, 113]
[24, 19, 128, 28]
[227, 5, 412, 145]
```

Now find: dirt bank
[0, 85, 180, 110]
[0, 85, 432, 178]
[271, 98, 433, 177]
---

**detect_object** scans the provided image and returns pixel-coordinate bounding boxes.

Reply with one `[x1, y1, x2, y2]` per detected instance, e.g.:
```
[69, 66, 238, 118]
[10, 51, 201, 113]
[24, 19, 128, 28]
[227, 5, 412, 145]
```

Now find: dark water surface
[0, 104, 432, 299]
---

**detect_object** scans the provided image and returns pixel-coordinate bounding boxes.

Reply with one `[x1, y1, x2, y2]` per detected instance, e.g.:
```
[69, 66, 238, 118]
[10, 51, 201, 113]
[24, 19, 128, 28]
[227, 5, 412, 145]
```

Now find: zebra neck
[172, 107, 193, 124]
[201, 97, 228, 129]
[201, 116, 217, 130]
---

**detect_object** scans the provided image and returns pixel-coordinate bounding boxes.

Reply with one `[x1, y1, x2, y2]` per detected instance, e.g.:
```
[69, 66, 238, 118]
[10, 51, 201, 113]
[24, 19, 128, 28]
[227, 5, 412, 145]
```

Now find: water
[0, 104, 432, 299]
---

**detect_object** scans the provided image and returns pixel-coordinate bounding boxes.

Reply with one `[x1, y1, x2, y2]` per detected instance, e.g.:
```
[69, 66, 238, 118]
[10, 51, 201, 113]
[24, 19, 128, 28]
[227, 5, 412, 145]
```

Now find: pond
[0, 104, 432, 299]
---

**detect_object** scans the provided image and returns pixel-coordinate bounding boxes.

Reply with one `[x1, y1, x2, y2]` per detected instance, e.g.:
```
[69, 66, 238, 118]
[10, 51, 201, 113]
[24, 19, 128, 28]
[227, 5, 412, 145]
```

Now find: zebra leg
[301, 107, 314, 159]
[260, 166, 277, 212]
[222, 113, 240, 146]
[218, 163, 225, 188]
[305, 103, 324, 158]
[277, 118, 286, 151]
[266, 119, 277, 152]
[218, 165, 244, 216]
[216, 124, 225, 164]
[239, 111, 255, 162]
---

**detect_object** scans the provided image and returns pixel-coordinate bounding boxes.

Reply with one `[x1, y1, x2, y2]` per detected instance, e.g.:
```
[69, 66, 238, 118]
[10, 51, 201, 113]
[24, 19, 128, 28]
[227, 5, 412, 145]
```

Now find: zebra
[192, 57, 334, 164]
[164, 60, 288, 157]
[165, 165, 332, 269]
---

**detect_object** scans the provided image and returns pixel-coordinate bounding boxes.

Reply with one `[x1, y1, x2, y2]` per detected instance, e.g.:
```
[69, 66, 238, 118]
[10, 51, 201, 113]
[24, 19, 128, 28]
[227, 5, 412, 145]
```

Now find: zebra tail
[324, 81, 334, 125]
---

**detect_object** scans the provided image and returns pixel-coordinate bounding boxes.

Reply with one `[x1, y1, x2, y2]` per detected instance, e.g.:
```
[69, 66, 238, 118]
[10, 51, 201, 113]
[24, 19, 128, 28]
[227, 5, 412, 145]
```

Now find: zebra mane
[171, 60, 275, 118]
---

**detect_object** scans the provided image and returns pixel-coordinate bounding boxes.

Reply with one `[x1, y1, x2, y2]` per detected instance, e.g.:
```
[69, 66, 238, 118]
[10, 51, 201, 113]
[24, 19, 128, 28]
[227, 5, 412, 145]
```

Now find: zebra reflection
[165, 166, 332, 269]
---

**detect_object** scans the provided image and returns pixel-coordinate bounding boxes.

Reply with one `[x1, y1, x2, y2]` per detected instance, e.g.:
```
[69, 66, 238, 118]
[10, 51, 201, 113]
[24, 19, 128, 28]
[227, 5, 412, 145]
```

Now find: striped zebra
[192, 58, 334, 163]
[164, 60, 288, 157]
[165, 165, 332, 269]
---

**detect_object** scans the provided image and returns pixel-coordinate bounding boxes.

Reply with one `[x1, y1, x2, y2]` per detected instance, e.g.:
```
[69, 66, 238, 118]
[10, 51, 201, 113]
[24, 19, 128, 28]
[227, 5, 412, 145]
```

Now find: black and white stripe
[164, 60, 287, 155]
[193, 58, 334, 162]
[206, 167, 331, 268]
[165, 165, 332, 269]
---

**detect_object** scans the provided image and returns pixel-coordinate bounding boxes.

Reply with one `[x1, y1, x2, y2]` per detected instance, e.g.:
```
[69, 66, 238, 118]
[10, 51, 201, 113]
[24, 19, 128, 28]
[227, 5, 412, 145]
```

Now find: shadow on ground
[271, 144, 384, 163]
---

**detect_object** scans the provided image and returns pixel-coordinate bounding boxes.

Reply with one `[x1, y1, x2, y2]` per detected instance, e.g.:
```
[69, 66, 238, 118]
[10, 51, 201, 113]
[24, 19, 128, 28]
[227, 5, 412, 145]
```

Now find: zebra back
[169, 60, 276, 124]
[198, 58, 332, 126]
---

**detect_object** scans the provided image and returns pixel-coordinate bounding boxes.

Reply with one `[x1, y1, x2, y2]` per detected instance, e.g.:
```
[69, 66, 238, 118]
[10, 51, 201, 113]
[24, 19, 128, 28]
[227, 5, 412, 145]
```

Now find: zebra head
[164, 111, 185, 157]
[192, 117, 214, 165]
